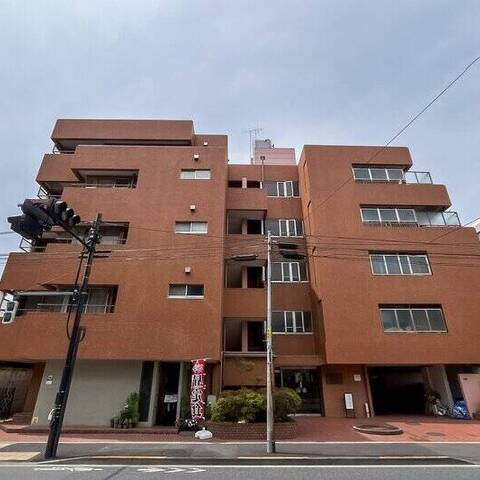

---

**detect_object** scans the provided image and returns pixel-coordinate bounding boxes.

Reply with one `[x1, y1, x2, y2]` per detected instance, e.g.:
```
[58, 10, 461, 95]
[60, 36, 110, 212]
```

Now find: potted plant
[113, 392, 140, 429]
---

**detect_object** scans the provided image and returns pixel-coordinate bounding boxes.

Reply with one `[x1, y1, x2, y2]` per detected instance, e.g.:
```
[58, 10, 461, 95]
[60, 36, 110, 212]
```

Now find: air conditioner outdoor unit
[1, 300, 19, 324]
[193, 154, 200, 161]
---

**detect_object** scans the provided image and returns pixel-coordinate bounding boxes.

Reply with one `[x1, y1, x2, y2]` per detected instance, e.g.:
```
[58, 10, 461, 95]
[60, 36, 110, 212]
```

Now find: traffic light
[7, 198, 82, 241]
[45, 199, 81, 228]
[7, 214, 44, 240]
[1, 300, 19, 324]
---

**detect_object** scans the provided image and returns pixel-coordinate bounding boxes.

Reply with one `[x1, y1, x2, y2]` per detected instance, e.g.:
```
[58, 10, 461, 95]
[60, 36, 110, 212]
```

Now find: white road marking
[137, 467, 206, 473]
[34, 466, 103, 472]
[0, 463, 478, 469]
[3, 440, 480, 444]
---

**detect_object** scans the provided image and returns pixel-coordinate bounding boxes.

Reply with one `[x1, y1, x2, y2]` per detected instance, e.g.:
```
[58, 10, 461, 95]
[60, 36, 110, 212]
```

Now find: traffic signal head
[8, 214, 44, 240]
[46, 199, 81, 228]
[20, 199, 54, 229]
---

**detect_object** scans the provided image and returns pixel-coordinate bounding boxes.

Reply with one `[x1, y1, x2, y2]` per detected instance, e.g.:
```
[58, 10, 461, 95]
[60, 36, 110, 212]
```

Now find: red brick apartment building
[1, 119, 480, 426]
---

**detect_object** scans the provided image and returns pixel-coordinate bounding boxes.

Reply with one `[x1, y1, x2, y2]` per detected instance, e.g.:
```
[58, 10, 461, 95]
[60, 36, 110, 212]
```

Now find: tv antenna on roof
[242, 127, 264, 162]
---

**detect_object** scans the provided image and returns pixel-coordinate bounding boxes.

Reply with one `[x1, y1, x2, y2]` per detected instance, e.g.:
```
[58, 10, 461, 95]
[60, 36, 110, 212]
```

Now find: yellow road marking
[0, 452, 40, 461]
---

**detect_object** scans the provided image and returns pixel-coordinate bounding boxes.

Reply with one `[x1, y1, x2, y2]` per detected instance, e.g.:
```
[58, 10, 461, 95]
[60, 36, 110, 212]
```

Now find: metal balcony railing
[403, 171, 433, 184]
[69, 181, 136, 189]
[16, 303, 115, 314]
[364, 210, 461, 227]
[19, 235, 127, 252]
[37, 186, 61, 200]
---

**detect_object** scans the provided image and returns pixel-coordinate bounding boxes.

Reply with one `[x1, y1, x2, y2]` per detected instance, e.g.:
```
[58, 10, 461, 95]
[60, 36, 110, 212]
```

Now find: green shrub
[273, 388, 302, 421]
[210, 387, 301, 423]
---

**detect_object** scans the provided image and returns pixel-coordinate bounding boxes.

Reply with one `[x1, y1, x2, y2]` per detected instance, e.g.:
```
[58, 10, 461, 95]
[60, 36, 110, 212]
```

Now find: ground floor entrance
[155, 362, 181, 426]
[0, 362, 43, 422]
[275, 368, 322, 413]
[368, 366, 426, 415]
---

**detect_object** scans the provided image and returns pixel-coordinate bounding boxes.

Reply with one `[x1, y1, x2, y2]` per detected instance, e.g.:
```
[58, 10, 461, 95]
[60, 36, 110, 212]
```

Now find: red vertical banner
[190, 359, 207, 422]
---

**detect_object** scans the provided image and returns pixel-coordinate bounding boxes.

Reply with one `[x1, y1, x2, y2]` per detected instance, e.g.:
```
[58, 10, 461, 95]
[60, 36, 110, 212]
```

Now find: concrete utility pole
[266, 230, 275, 454]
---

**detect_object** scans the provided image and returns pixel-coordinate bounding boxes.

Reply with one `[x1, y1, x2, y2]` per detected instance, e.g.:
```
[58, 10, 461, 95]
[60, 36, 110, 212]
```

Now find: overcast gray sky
[0, 0, 479, 259]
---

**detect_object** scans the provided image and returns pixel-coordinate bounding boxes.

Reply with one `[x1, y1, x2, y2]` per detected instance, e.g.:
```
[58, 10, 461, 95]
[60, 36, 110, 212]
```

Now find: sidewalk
[1, 416, 480, 444]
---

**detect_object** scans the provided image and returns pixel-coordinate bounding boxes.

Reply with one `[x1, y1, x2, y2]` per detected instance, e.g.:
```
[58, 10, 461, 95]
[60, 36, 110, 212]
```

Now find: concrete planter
[207, 421, 297, 440]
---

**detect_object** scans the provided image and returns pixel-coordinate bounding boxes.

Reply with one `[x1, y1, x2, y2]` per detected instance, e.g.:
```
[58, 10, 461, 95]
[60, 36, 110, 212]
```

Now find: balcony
[14, 286, 117, 316]
[18, 224, 129, 253]
[226, 188, 267, 211]
[223, 289, 266, 318]
[361, 207, 461, 228]
[225, 260, 265, 288]
[227, 209, 265, 235]
[51, 119, 194, 152]
[353, 166, 433, 184]
[404, 171, 432, 184]
[224, 318, 266, 356]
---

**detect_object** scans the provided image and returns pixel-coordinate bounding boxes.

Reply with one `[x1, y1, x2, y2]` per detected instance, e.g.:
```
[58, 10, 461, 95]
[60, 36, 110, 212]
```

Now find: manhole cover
[353, 424, 403, 435]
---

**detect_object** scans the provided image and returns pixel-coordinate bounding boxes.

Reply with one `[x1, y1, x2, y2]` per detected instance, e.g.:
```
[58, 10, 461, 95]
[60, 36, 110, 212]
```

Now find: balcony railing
[70, 182, 136, 189]
[353, 167, 433, 184]
[19, 235, 127, 253]
[16, 303, 115, 314]
[364, 211, 461, 228]
[404, 171, 433, 184]
[37, 186, 61, 200]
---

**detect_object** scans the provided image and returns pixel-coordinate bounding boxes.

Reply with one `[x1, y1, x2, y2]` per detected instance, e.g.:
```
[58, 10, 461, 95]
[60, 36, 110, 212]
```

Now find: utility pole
[44, 213, 102, 459]
[266, 230, 275, 453]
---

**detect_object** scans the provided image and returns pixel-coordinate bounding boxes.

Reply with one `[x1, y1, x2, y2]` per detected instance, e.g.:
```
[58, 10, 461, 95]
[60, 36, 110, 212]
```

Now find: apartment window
[380, 307, 447, 333]
[272, 311, 312, 334]
[180, 169, 211, 180]
[175, 221, 208, 234]
[83, 287, 117, 313]
[271, 262, 308, 282]
[353, 166, 405, 183]
[370, 253, 431, 275]
[265, 219, 303, 237]
[361, 207, 416, 225]
[264, 181, 299, 197]
[168, 284, 204, 298]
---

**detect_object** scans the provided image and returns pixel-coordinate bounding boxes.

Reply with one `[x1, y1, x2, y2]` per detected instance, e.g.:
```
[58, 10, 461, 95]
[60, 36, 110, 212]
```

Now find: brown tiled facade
[1, 119, 479, 426]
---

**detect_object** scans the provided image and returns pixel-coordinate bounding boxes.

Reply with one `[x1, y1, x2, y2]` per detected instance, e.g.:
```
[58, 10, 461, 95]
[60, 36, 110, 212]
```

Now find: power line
[301, 53, 480, 221]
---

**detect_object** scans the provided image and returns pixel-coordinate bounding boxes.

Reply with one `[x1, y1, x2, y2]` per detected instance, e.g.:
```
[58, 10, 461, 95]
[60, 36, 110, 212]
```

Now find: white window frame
[370, 253, 431, 276]
[168, 284, 204, 299]
[272, 261, 308, 283]
[380, 307, 447, 333]
[266, 181, 299, 198]
[353, 166, 405, 183]
[175, 221, 208, 234]
[180, 169, 211, 180]
[276, 219, 303, 237]
[272, 311, 312, 334]
[361, 207, 417, 225]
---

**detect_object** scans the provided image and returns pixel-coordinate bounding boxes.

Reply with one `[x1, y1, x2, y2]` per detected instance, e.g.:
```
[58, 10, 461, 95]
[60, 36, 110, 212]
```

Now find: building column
[425, 365, 454, 408]
[175, 362, 185, 424]
[146, 362, 160, 426]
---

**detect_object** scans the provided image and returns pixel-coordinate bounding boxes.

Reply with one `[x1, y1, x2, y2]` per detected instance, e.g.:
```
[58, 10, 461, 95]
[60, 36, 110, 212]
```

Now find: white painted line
[0, 463, 479, 469]
[4, 440, 480, 445]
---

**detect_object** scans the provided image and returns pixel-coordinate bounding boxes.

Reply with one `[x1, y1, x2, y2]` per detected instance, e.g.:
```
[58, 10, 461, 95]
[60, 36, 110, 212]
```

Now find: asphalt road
[0, 464, 480, 480]
[3, 441, 480, 462]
